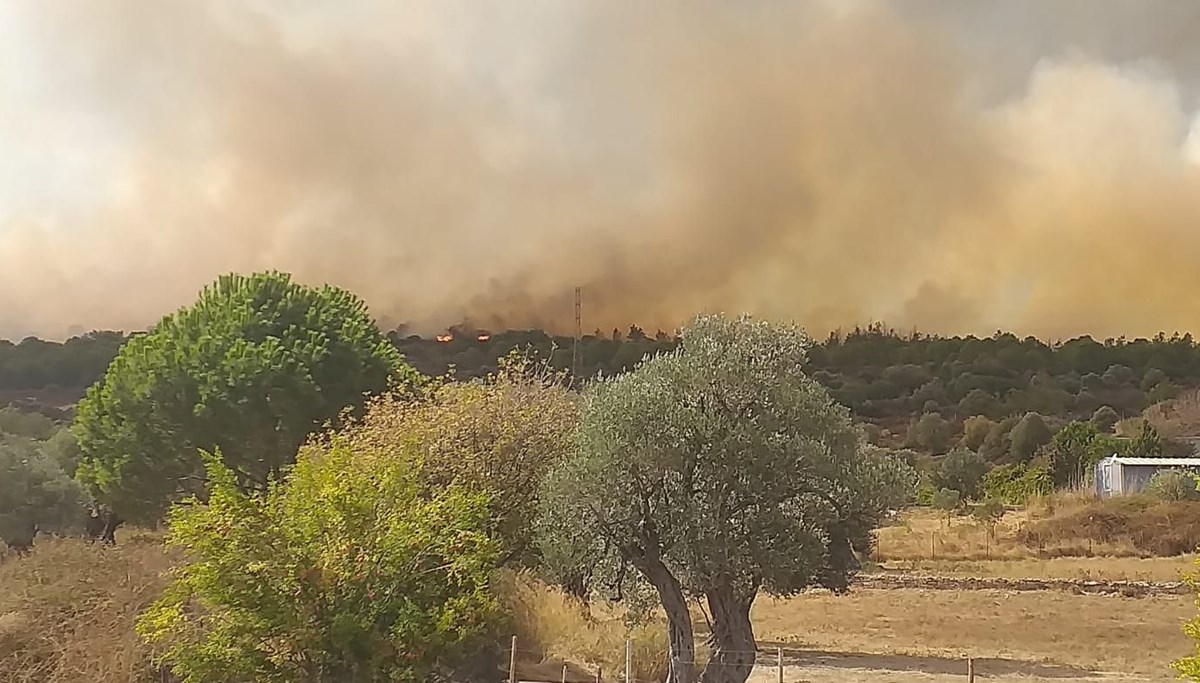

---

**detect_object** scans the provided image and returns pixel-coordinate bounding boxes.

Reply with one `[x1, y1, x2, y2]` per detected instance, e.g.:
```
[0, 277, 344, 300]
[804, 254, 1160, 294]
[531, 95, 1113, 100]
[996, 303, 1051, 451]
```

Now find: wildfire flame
[435, 334, 453, 343]
[477, 333, 491, 342]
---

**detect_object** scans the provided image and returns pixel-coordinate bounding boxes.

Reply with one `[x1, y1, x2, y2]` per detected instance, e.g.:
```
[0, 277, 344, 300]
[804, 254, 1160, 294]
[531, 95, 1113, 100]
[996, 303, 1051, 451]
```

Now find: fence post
[563, 664, 568, 683]
[509, 635, 518, 683]
[967, 656, 975, 683]
[596, 665, 602, 683]
[777, 647, 784, 683]
[625, 639, 632, 683]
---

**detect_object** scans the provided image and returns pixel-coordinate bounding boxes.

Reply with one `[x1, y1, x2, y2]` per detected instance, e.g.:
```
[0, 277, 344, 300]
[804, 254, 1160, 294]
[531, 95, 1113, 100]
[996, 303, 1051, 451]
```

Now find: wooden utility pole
[777, 647, 784, 683]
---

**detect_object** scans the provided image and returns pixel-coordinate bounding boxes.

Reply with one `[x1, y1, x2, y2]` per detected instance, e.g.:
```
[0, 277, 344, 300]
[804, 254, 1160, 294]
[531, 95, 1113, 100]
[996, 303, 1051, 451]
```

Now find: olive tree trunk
[640, 560, 696, 683]
[699, 589, 757, 683]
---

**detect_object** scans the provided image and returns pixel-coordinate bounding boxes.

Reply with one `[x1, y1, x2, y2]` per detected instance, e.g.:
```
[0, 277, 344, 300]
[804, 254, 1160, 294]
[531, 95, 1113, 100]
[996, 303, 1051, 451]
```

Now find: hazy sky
[2, 1, 1200, 340]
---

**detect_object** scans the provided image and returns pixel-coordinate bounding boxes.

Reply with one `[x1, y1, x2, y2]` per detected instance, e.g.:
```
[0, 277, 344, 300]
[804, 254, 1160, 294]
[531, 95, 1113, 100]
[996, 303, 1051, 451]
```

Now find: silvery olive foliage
[538, 313, 913, 683]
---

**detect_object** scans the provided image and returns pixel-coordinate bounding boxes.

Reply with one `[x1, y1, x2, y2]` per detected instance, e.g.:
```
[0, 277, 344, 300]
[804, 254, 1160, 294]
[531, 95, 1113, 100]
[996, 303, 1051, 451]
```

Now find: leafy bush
[0, 437, 83, 549]
[1090, 405, 1119, 433]
[1008, 413, 1053, 463]
[337, 354, 579, 567]
[959, 415, 995, 451]
[931, 488, 962, 514]
[1146, 470, 1200, 502]
[933, 449, 988, 499]
[906, 412, 952, 454]
[139, 446, 502, 683]
[982, 463, 1053, 505]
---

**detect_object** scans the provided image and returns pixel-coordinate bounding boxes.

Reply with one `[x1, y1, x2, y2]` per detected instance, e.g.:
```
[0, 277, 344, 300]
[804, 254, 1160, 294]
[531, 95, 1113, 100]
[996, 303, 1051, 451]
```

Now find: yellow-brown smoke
[3, 1, 1200, 340]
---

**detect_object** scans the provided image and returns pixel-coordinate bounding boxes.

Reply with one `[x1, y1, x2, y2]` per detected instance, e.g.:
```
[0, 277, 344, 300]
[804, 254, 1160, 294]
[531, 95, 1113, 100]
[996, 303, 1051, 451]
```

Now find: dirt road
[745, 649, 1173, 683]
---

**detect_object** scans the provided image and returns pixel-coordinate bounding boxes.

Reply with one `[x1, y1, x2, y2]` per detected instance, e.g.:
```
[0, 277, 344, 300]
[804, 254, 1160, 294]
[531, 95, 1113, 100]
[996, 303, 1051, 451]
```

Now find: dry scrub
[0, 533, 174, 683]
[499, 573, 669, 682]
[879, 497, 1200, 565]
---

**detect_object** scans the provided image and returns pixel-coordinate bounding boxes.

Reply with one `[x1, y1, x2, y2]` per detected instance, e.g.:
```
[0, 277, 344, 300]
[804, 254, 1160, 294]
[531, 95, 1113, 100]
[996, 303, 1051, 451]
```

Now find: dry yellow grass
[0, 533, 174, 683]
[498, 573, 669, 682]
[753, 588, 1195, 676]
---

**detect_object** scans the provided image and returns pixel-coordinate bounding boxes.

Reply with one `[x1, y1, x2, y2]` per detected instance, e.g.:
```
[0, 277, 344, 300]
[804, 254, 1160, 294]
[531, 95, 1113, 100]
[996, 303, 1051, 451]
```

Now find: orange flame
[435, 334, 453, 343]
[477, 333, 491, 342]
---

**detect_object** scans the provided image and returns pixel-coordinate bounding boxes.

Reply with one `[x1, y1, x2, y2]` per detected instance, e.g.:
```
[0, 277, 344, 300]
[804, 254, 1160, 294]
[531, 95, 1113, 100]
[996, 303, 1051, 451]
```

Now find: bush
[931, 488, 962, 516]
[934, 449, 988, 499]
[139, 446, 502, 683]
[0, 438, 83, 549]
[1146, 470, 1200, 502]
[982, 464, 1053, 505]
[1008, 412, 1052, 463]
[959, 415, 995, 451]
[906, 412, 953, 454]
[1090, 405, 1119, 433]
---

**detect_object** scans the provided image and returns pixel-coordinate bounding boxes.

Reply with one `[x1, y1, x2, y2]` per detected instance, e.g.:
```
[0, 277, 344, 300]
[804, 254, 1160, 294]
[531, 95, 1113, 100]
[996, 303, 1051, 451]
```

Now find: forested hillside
[4, 323, 1200, 428]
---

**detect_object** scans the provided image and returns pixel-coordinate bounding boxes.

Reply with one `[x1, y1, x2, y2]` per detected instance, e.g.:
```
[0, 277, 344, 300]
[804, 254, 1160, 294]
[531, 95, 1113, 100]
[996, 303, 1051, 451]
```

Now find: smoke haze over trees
[4, 1, 1200, 340]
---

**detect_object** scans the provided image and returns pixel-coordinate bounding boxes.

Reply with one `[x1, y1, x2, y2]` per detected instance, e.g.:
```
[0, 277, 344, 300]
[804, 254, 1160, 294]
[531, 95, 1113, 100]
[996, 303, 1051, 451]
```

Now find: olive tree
[0, 436, 83, 551]
[74, 272, 417, 521]
[538, 314, 910, 683]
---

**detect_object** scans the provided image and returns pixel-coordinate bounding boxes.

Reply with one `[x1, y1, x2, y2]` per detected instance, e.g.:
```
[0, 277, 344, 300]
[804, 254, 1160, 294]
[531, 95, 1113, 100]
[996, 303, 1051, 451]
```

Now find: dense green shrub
[982, 463, 1053, 505]
[139, 447, 501, 683]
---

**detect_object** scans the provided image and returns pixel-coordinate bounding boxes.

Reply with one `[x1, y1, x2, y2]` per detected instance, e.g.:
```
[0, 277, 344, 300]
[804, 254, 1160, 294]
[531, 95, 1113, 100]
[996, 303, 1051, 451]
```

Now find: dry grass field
[754, 588, 1193, 677]
[0, 533, 171, 683]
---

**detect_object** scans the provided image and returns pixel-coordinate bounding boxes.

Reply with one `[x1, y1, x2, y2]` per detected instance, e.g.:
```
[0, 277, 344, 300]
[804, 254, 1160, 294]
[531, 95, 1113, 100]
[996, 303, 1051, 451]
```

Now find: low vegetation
[0, 534, 172, 683]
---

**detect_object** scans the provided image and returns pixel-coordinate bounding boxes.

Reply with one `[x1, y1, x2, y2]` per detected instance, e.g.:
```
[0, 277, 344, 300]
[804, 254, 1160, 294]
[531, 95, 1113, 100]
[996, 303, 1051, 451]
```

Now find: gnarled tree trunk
[699, 588, 757, 683]
[640, 560, 696, 683]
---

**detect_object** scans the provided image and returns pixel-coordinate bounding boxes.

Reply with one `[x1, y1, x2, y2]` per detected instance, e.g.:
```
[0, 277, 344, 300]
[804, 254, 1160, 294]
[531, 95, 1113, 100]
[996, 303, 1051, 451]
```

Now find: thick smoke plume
[3, 1, 1200, 340]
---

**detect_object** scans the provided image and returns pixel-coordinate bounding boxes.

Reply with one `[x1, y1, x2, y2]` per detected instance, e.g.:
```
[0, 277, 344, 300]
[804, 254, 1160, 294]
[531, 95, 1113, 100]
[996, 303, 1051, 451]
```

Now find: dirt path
[858, 572, 1189, 597]
[745, 649, 1173, 683]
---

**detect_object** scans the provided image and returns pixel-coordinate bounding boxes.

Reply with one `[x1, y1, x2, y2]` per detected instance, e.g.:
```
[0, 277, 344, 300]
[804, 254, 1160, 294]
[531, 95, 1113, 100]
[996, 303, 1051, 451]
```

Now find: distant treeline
[6, 323, 1200, 423]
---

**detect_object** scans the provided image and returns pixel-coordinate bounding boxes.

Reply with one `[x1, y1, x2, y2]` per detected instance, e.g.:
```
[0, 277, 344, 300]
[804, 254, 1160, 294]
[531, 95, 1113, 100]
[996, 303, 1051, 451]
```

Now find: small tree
[932, 488, 962, 524]
[538, 315, 908, 683]
[0, 438, 83, 551]
[74, 272, 418, 522]
[1008, 413, 1053, 463]
[1091, 405, 1119, 433]
[138, 446, 501, 683]
[906, 412, 953, 454]
[934, 448, 988, 499]
[971, 498, 1005, 538]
